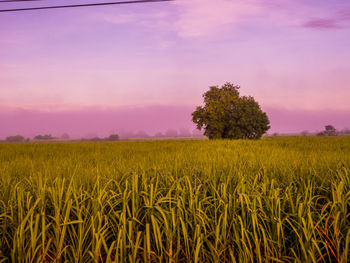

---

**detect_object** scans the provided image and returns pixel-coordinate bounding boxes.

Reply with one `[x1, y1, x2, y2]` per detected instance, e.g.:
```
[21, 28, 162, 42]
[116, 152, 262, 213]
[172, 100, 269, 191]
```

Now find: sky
[1, 0, 350, 138]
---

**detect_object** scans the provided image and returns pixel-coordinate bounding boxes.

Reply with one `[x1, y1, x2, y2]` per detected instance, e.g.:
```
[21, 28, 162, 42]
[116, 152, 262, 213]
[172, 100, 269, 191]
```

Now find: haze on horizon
[1, 0, 350, 139]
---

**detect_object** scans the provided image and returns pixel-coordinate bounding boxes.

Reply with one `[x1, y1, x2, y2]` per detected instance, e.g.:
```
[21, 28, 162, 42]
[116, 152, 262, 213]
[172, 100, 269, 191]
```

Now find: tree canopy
[192, 83, 270, 140]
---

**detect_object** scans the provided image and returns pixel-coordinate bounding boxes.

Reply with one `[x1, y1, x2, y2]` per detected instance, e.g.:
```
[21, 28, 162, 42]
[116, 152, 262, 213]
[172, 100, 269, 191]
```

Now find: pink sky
[1, 0, 350, 138]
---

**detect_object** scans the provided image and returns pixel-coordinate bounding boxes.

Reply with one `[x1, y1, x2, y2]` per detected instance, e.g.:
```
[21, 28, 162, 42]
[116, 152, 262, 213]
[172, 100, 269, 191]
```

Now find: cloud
[94, 1, 349, 37]
[102, 13, 137, 24]
[303, 18, 342, 30]
[158, 40, 173, 49]
[172, 1, 350, 36]
[302, 8, 350, 30]
[338, 9, 350, 21]
[95, 0, 264, 38]
[97, 10, 169, 28]
[173, 0, 261, 37]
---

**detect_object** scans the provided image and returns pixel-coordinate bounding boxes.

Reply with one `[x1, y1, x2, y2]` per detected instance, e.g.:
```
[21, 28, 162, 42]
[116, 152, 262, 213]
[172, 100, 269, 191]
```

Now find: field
[0, 137, 349, 262]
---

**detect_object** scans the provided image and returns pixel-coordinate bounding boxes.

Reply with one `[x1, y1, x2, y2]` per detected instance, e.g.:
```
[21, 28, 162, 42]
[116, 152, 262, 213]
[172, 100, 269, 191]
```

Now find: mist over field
[1, 105, 349, 139]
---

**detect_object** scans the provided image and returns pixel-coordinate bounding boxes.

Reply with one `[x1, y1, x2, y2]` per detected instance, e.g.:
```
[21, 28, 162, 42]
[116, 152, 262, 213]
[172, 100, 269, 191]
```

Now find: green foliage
[0, 137, 350, 262]
[192, 83, 270, 139]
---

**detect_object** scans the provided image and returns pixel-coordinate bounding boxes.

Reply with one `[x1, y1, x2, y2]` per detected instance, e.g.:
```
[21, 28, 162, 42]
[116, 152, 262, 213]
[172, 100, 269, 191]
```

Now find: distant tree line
[81, 134, 120, 142]
[341, 128, 350, 135]
[2, 130, 204, 143]
[315, 125, 350, 137]
[298, 125, 350, 137]
[3, 133, 120, 142]
[34, 134, 56, 140]
[5, 135, 27, 143]
[119, 129, 203, 139]
[3, 125, 349, 143]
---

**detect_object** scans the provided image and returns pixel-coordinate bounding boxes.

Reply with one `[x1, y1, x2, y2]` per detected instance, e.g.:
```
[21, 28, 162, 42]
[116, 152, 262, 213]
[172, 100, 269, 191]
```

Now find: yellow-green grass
[0, 137, 349, 262]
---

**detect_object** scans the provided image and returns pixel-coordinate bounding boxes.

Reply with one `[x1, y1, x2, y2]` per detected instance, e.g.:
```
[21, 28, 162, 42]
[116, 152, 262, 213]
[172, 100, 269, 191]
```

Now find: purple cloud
[303, 8, 350, 30]
[302, 18, 341, 29]
[338, 9, 350, 21]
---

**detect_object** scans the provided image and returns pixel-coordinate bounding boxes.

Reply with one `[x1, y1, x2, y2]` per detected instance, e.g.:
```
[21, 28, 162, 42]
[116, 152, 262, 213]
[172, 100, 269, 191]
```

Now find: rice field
[0, 137, 349, 262]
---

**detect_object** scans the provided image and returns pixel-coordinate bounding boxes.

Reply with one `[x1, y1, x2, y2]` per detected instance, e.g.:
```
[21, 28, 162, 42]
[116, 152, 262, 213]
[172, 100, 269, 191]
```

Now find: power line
[0, 0, 174, 12]
[0, 0, 41, 3]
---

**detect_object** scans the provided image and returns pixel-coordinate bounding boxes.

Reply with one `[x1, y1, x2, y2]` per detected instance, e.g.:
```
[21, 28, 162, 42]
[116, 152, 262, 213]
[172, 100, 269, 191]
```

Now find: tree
[192, 83, 270, 140]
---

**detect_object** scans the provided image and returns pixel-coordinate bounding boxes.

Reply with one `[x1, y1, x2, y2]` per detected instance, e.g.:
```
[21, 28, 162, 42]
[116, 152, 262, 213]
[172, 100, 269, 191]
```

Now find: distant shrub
[107, 134, 119, 141]
[34, 134, 55, 140]
[165, 129, 178, 138]
[154, 132, 164, 138]
[6, 135, 25, 142]
[90, 137, 102, 142]
[86, 134, 119, 142]
[300, 130, 309, 136]
[61, 133, 70, 139]
[178, 128, 191, 137]
[135, 131, 149, 138]
[340, 128, 350, 135]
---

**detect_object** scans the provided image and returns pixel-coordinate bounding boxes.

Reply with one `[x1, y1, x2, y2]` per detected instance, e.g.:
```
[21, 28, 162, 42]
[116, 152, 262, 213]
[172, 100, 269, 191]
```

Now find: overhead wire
[0, 0, 174, 12]
[0, 0, 42, 3]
